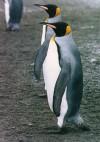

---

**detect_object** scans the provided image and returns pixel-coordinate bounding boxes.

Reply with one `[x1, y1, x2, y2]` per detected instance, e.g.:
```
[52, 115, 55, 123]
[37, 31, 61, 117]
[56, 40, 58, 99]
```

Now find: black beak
[34, 4, 41, 7]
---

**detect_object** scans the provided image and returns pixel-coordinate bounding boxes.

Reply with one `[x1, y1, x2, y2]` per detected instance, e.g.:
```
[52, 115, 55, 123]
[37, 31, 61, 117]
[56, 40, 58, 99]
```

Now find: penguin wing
[34, 38, 50, 80]
[53, 61, 71, 116]
[66, 64, 83, 118]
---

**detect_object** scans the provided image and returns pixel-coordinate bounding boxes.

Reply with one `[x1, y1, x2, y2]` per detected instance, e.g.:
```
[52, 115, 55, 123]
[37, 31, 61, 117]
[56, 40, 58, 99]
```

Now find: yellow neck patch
[56, 7, 61, 16]
[45, 18, 48, 22]
[66, 25, 72, 34]
[50, 35, 55, 43]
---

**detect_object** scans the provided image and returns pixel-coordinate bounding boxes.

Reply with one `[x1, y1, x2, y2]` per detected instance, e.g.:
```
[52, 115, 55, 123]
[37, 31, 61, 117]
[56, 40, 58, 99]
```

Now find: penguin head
[34, 4, 61, 18]
[41, 22, 72, 37]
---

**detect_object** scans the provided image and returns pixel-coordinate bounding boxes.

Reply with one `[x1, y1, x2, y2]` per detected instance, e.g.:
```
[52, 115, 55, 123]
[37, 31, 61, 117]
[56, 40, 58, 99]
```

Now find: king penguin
[34, 4, 62, 44]
[34, 4, 62, 95]
[3, 0, 23, 31]
[34, 22, 89, 131]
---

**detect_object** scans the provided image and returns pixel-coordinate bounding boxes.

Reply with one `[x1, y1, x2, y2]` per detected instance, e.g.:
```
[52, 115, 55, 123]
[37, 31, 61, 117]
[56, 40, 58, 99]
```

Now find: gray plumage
[53, 33, 83, 120]
[34, 38, 50, 80]
[34, 15, 62, 79]
[34, 20, 90, 130]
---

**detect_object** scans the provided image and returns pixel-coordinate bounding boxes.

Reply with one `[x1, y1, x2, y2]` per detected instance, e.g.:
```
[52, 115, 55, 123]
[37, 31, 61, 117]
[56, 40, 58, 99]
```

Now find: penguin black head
[34, 4, 61, 18]
[40, 22, 72, 37]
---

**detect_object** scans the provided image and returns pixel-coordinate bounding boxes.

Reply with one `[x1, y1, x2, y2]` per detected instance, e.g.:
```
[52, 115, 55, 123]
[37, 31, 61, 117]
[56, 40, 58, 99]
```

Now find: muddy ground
[0, 1, 100, 142]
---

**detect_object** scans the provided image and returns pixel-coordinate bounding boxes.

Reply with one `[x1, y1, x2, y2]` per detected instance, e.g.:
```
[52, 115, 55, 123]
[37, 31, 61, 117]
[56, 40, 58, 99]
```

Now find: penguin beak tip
[33, 4, 40, 7]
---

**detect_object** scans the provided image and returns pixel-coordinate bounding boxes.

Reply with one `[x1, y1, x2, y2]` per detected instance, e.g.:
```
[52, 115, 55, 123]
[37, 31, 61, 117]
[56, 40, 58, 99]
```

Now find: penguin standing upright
[34, 22, 89, 130]
[3, 0, 23, 31]
[34, 4, 62, 95]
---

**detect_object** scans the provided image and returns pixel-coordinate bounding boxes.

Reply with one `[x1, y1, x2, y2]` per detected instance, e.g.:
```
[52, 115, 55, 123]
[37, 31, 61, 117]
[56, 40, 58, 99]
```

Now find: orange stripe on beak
[40, 6, 48, 10]
[47, 24, 56, 29]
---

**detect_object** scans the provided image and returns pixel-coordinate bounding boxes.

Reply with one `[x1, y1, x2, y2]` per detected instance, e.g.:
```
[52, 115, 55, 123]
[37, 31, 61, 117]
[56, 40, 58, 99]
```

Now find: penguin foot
[11, 27, 20, 32]
[6, 26, 19, 32]
[11, 24, 20, 31]
[68, 114, 90, 131]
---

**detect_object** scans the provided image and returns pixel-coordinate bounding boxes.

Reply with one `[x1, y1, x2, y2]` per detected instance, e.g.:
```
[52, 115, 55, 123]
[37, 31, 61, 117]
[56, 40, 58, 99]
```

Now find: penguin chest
[4, 0, 10, 24]
[43, 40, 61, 111]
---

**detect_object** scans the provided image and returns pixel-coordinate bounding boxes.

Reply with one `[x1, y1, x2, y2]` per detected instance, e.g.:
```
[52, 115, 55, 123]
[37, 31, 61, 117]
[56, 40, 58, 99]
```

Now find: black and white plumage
[34, 22, 89, 130]
[34, 4, 62, 93]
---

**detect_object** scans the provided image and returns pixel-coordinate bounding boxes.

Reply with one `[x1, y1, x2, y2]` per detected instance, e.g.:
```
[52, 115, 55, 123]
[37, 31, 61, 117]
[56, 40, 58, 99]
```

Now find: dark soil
[0, 3, 100, 142]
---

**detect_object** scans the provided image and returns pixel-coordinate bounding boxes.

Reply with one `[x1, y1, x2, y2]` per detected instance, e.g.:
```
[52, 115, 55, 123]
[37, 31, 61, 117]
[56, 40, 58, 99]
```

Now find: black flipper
[34, 38, 50, 80]
[66, 69, 83, 118]
[53, 62, 71, 117]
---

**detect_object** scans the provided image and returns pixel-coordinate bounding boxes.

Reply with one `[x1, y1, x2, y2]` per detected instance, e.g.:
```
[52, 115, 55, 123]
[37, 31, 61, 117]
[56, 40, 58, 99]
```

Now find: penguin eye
[56, 7, 61, 16]
[65, 25, 72, 34]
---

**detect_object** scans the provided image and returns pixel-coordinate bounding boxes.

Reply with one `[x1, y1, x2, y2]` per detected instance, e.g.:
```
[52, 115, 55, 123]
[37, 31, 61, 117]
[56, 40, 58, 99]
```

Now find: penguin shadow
[39, 124, 90, 135]
[41, 126, 68, 135]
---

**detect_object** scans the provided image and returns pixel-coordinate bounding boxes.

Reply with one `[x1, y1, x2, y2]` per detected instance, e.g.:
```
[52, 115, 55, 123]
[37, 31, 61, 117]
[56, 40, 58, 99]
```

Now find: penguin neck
[47, 15, 62, 23]
[55, 33, 73, 41]
[55, 33, 75, 46]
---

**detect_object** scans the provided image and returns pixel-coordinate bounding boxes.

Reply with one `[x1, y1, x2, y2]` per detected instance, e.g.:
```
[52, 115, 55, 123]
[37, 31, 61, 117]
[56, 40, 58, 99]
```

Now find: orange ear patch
[50, 35, 56, 42]
[66, 25, 72, 34]
[56, 7, 61, 16]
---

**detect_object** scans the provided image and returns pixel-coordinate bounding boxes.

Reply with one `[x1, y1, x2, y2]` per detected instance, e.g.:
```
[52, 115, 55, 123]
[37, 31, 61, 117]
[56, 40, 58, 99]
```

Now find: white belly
[43, 38, 68, 127]
[43, 40, 60, 111]
[4, 0, 10, 24]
